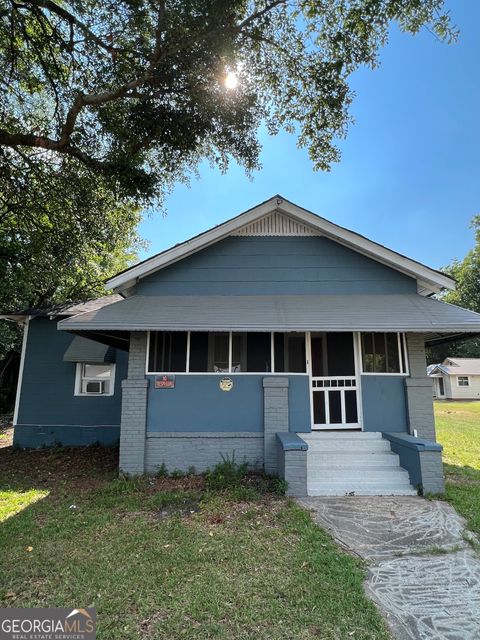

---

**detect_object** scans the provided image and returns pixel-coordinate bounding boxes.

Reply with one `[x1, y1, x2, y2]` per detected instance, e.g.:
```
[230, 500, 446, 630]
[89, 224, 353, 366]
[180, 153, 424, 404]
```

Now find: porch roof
[57, 294, 480, 337]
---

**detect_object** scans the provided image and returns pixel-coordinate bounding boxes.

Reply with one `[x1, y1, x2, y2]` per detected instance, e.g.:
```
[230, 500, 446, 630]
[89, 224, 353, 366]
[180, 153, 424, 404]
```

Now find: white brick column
[405, 333, 436, 441]
[263, 377, 289, 475]
[119, 332, 149, 475]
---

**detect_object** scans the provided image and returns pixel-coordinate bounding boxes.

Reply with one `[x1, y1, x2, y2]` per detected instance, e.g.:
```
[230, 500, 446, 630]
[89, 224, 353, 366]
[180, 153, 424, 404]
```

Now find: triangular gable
[232, 210, 320, 236]
[106, 195, 455, 295]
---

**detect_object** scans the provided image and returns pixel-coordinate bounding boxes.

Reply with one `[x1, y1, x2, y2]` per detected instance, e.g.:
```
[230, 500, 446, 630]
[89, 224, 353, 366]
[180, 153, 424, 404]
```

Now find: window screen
[361, 333, 405, 374]
[274, 333, 306, 373]
[148, 332, 187, 372]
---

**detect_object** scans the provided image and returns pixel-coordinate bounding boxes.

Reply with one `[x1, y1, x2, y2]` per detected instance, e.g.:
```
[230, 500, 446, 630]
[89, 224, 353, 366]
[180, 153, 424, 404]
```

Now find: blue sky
[139, 1, 479, 270]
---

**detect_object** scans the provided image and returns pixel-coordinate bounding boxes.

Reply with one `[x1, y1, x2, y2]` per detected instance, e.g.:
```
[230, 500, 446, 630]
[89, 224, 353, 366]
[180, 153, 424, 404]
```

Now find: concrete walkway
[297, 497, 480, 640]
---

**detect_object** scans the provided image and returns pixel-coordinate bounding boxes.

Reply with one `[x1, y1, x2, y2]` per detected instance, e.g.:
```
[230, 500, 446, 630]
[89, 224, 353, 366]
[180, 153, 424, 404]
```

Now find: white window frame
[74, 362, 116, 396]
[145, 330, 308, 375]
[457, 375, 470, 387]
[360, 332, 409, 376]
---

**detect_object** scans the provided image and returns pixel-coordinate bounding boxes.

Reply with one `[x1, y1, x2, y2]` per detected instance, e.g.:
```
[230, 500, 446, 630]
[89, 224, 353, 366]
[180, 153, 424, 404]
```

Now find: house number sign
[155, 375, 175, 389]
[219, 377, 233, 392]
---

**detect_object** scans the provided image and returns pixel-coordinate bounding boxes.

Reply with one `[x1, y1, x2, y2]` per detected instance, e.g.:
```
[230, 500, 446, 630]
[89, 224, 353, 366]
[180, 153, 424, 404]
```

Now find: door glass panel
[345, 390, 358, 423]
[313, 391, 326, 424]
[328, 390, 342, 424]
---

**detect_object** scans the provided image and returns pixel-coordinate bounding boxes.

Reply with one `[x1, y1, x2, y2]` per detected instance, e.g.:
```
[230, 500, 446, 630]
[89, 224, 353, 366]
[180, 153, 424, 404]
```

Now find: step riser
[307, 468, 410, 477]
[308, 489, 418, 497]
[307, 454, 399, 465]
[301, 432, 382, 439]
[306, 443, 391, 453]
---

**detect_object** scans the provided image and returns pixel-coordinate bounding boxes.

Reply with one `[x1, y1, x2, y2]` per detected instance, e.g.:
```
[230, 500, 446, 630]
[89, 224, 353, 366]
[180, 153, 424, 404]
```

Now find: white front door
[308, 332, 362, 430]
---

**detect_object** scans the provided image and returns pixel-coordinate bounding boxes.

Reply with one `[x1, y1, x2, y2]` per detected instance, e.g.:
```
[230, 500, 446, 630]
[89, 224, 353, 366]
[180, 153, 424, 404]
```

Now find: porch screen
[361, 333, 406, 374]
[148, 331, 188, 372]
[147, 331, 307, 373]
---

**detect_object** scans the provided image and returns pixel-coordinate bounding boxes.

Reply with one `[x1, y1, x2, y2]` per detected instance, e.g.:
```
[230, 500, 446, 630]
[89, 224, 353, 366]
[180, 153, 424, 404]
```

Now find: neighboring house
[4, 196, 480, 497]
[428, 358, 480, 400]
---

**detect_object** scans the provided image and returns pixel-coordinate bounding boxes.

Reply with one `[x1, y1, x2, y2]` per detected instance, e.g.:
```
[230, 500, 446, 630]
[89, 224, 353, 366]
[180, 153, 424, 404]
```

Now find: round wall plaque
[219, 377, 233, 392]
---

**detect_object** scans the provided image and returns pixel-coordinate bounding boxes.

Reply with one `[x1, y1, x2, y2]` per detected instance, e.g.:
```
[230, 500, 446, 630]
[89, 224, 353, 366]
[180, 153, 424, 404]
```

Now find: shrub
[205, 453, 248, 491]
[155, 463, 168, 478]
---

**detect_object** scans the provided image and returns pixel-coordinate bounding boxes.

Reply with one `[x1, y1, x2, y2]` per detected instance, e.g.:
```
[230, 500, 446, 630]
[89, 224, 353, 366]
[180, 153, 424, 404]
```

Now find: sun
[224, 71, 239, 90]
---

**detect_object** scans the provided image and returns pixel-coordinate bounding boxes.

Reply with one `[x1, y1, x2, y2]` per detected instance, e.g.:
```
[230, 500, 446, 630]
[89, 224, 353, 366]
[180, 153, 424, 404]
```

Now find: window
[361, 333, 407, 374]
[146, 331, 305, 374]
[457, 376, 470, 387]
[148, 331, 187, 372]
[75, 363, 115, 396]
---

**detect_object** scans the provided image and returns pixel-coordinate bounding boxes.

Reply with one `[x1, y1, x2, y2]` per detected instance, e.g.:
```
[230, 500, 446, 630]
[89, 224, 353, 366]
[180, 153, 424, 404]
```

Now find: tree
[1, 0, 455, 203]
[427, 216, 480, 364]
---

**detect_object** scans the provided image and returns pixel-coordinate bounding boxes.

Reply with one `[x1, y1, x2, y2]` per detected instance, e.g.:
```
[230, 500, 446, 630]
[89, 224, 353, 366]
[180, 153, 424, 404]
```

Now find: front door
[436, 377, 445, 399]
[308, 332, 362, 430]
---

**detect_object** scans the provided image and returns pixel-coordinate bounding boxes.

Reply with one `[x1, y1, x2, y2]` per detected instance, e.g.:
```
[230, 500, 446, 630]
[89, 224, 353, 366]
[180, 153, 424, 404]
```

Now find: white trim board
[106, 195, 455, 296]
[13, 316, 30, 426]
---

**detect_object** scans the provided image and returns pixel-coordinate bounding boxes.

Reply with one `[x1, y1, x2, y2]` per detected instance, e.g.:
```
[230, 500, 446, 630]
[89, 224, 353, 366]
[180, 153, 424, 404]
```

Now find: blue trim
[13, 424, 120, 448]
[276, 432, 308, 451]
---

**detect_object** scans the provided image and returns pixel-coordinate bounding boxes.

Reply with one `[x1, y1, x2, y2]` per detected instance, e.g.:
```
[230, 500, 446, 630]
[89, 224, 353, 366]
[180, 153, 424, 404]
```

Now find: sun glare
[224, 71, 239, 90]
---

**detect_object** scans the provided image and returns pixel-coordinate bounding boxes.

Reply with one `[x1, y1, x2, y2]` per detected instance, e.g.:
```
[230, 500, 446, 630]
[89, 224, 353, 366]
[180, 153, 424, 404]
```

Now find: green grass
[0, 447, 390, 640]
[435, 401, 480, 534]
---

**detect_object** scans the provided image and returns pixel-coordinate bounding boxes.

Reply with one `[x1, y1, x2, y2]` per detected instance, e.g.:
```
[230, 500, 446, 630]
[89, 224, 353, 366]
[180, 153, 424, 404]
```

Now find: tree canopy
[427, 216, 480, 363]
[1, 0, 455, 202]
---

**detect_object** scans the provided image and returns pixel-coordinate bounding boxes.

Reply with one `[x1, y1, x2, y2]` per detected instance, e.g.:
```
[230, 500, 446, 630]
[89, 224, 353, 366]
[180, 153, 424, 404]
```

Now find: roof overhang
[58, 294, 480, 334]
[106, 196, 455, 296]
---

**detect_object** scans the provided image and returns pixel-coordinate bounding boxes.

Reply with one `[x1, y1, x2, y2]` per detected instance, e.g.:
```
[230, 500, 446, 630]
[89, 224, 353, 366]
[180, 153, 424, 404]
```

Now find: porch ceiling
[57, 294, 480, 335]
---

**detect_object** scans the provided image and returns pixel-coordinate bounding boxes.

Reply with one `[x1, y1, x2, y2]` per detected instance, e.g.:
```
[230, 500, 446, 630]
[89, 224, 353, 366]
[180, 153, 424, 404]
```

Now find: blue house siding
[361, 375, 408, 433]
[137, 237, 417, 296]
[146, 374, 311, 433]
[15, 317, 127, 448]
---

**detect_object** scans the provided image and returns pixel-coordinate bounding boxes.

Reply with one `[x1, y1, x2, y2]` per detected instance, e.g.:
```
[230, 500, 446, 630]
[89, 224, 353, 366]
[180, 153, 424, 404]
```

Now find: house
[428, 358, 480, 400]
[5, 196, 480, 497]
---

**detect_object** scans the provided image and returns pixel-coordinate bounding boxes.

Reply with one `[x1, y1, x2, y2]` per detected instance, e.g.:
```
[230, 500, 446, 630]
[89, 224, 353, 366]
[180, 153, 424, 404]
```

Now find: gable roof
[106, 195, 455, 296]
[433, 358, 480, 376]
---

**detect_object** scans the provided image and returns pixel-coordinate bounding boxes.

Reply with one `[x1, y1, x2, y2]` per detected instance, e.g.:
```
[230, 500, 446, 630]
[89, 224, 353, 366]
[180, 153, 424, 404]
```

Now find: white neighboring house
[428, 358, 480, 400]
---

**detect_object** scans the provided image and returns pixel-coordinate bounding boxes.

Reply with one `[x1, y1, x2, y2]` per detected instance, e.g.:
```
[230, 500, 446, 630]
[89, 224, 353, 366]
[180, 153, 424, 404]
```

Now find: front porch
[115, 330, 443, 497]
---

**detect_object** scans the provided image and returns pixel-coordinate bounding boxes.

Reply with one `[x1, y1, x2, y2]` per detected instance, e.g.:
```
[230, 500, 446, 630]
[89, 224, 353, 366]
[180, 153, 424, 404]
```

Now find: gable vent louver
[231, 211, 321, 237]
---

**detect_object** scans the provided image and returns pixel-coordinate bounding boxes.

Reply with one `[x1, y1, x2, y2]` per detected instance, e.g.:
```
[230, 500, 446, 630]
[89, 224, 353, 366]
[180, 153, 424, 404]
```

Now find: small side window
[457, 376, 470, 387]
[76, 363, 115, 396]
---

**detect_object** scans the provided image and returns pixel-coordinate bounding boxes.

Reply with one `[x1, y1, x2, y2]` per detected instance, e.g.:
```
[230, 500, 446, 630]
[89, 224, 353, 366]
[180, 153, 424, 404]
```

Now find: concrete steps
[300, 431, 417, 497]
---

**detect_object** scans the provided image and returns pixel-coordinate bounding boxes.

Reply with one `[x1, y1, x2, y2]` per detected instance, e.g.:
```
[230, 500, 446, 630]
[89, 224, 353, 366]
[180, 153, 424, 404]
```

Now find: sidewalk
[297, 496, 480, 640]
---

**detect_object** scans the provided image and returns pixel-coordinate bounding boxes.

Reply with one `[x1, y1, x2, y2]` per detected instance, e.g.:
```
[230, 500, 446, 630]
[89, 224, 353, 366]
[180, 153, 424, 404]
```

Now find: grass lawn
[434, 401, 480, 535]
[0, 447, 390, 640]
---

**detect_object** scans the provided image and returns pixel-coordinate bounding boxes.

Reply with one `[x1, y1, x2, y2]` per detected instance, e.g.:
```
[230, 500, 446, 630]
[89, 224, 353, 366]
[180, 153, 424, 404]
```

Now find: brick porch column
[405, 333, 436, 441]
[119, 332, 149, 475]
[263, 377, 289, 475]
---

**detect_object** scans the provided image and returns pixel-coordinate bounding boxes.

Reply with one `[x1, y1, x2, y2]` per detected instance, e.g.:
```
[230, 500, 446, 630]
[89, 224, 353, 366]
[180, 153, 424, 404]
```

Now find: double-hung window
[361, 333, 407, 374]
[457, 376, 470, 387]
[75, 363, 115, 396]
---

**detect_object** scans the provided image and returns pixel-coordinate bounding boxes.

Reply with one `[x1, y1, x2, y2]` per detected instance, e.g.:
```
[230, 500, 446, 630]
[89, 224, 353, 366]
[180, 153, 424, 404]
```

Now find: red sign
[155, 375, 175, 389]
